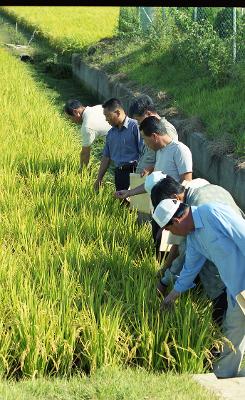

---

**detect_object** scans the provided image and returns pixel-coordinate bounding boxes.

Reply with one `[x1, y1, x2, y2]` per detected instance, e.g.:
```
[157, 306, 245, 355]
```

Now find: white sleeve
[80, 124, 96, 147]
[174, 144, 193, 175]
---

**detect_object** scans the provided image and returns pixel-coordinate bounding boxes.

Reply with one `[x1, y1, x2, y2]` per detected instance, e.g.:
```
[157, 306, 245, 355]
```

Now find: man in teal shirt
[151, 175, 244, 325]
[153, 200, 245, 378]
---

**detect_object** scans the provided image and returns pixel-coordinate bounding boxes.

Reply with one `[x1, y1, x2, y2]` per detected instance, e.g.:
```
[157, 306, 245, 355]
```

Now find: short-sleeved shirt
[136, 117, 178, 174]
[182, 178, 210, 191]
[103, 117, 143, 168]
[80, 105, 111, 146]
[154, 140, 193, 182]
[161, 117, 178, 140]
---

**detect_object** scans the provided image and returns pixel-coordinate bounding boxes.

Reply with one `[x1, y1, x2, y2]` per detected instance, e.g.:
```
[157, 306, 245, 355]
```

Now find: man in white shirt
[64, 99, 111, 170]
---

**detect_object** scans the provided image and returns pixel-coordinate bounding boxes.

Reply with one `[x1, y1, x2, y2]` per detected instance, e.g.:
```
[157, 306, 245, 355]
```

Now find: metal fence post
[139, 7, 155, 31]
[233, 7, 237, 62]
[162, 7, 165, 20]
[193, 7, 198, 22]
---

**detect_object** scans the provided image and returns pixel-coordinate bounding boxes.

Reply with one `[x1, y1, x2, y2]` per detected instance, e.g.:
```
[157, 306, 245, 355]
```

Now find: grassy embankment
[2, 6, 244, 157]
[0, 366, 219, 400]
[82, 22, 245, 158]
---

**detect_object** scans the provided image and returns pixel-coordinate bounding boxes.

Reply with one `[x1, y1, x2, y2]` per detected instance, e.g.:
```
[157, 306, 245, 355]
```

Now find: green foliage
[170, 11, 233, 85]
[196, 8, 222, 24]
[236, 13, 245, 61]
[118, 7, 141, 38]
[0, 6, 120, 54]
[83, 11, 245, 156]
[0, 366, 219, 399]
[213, 7, 233, 38]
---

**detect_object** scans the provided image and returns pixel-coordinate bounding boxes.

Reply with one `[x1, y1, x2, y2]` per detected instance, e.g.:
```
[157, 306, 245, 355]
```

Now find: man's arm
[80, 146, 91, 170]
[173, 240, 207, 294]
[115, 183, 146, 199]
[161, 246, 206, 310]
[140, 165, 155, 177]
[94, 156, 110, 191]
[180, 172, 192, 183]
[174, 144, 193, 183]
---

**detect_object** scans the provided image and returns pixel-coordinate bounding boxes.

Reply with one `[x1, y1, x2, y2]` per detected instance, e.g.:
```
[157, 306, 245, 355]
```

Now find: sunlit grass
[0, 6, 119, 53]
[0, 366, 220, 400]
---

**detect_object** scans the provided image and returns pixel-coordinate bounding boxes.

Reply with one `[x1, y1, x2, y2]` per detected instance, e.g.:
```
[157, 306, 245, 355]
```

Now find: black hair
[151, 175, 185, 209]
[64, 99, 83, 115]
[139, 116, 168, 137]
[102, 98, 124, 112]
[128, 95, 156, 118]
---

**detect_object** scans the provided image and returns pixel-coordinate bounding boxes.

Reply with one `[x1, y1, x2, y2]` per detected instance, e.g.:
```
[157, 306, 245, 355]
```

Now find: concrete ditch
[72, 54, 245, 211]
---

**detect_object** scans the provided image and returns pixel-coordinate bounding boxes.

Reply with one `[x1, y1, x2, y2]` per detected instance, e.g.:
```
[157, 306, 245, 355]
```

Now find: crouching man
[152, 199, 245, 379]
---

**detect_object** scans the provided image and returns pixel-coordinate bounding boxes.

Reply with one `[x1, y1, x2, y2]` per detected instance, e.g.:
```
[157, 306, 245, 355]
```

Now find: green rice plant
[0, 47, 222, 378]
[0, 7, 119, 54]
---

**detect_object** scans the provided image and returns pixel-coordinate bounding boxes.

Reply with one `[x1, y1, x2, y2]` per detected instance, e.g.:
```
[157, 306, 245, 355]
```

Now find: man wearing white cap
[115, 171, 205, 260]
[151, 175, 244, 325]
[153, 199, 245, 379]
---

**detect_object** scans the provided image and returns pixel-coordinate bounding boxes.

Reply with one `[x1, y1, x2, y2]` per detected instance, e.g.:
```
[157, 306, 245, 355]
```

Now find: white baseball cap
[153, 199, 181, 228]
[144, 171, 167, 194]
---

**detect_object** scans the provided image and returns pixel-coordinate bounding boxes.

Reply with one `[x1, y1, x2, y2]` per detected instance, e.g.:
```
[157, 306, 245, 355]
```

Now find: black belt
[116, 162, 137, 171]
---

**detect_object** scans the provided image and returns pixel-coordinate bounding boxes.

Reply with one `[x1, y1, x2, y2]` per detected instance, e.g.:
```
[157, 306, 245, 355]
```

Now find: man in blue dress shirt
[152, 199, 245, 378]
[94, 98, 142, 192]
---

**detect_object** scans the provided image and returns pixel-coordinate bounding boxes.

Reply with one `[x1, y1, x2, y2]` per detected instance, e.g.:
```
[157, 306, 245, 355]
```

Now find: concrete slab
[192, 372, 245, 400]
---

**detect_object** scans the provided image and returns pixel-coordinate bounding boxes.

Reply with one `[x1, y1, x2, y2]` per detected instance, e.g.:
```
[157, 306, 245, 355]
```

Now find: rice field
[0, 46, 223, 379]
[0, 6, 119, 53]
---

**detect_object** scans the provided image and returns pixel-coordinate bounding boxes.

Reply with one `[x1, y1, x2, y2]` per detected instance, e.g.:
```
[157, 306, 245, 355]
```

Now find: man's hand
[156, 280, 168, 298]
[94, 179, 102, 192]
[140, 165, 154, 177]
[115, 190, 130, 199]
[160, 289, 180, 311]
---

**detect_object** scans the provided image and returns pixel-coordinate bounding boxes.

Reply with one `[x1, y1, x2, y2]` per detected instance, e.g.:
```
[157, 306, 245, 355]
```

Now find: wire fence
[136, 7, 245, 63]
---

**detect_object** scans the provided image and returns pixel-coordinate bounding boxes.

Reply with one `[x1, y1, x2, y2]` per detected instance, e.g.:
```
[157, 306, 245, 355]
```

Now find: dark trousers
[114, 163, 137, 191]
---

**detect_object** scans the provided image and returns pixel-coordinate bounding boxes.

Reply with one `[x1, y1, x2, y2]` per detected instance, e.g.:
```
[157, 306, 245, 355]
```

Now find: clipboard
[129, 173, 152, 215]
[160, 230, 183, 251]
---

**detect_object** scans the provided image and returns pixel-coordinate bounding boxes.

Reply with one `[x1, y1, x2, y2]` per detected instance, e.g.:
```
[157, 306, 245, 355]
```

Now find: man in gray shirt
[128, 95, 178, 176]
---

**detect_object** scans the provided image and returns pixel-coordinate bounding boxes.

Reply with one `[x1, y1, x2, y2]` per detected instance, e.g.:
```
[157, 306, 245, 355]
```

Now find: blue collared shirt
[103, 116, 143, 167]
[174, 203, 245, 303]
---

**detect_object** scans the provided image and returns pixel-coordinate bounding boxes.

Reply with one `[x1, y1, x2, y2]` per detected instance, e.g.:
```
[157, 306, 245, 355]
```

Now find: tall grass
[0, 7, 119, 53]
[0, 47, 222, 378]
